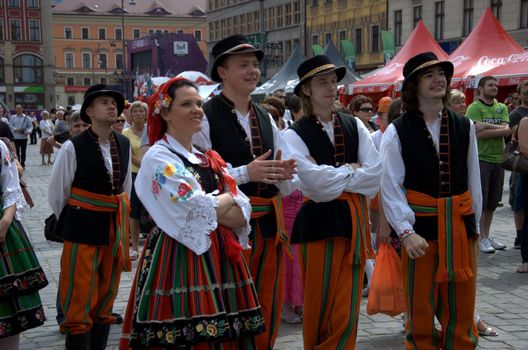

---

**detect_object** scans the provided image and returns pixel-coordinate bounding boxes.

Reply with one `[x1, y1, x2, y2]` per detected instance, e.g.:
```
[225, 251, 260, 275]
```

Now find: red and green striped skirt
[120, 227, 265, 349]
[0, 219, 48, 338]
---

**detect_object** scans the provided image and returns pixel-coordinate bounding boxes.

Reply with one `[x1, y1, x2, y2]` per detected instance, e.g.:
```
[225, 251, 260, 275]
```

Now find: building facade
[52, 0, 206, 107]
[388, 0, 528, 53]
[0, 0, 54, 110]
[207, 0, 302, 80]
[306, 0, 388, 73]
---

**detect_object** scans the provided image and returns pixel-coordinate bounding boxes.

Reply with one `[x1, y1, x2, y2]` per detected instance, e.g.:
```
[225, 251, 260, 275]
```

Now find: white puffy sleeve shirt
[135, 134, 252, 255]
[380, 119, 482, 236]
[193, 109, 299, 196]
[282, 116, 381, 202]
[0, 140, 28, 220]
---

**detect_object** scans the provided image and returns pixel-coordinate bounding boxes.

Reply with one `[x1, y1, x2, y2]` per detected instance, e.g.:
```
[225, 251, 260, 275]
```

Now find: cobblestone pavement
[17, 142, 528, 349]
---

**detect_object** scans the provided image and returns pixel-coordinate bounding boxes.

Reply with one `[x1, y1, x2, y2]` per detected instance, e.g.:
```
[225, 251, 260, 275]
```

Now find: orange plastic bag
[366, 243, 406, 317]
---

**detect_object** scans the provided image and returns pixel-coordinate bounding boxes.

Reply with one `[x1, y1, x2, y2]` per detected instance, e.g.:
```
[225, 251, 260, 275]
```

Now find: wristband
[399, 229, 415, 242]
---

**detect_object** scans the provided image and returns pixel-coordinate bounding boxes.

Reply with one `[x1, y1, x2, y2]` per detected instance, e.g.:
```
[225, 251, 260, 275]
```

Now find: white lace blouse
[135, 134, 252, 255]
[0, 140, 28, 220]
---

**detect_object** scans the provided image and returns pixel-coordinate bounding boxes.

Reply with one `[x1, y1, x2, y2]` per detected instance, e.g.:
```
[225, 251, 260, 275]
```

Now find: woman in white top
[39, 110, 54, 165]
[119, 77, 265, 349]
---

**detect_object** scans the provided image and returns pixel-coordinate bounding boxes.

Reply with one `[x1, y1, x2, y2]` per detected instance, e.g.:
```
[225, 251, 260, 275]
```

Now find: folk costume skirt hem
[120, 227, 265, 349]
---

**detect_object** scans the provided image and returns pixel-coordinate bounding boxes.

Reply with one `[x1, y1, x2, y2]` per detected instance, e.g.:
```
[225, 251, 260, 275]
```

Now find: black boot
[65, 332, 90, 350]
[90, 323, 111, 350]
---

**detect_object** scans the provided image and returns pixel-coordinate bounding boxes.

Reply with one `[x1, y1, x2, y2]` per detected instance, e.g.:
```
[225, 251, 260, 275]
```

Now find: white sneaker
[489, 237, 506, 250]
[479, 238, 495, 253]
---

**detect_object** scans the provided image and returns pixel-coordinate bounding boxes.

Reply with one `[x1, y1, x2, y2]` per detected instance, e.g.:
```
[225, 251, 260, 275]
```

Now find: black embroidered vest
[203, 94, 279, 239]
[57, 130, 130, 245]
[393, 109, 477, 240]
[289, 112, 360, 243]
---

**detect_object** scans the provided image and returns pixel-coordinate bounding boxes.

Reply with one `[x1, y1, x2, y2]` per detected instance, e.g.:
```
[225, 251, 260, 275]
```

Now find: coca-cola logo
[372, 63, 403, 76]
[476, 52, 528, 67]
[449, 55, 471, 67]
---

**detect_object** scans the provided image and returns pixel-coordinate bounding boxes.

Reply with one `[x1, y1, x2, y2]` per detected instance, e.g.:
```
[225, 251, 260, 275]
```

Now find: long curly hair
[146, 77, 197, 145]
[402, 70, 451, 118]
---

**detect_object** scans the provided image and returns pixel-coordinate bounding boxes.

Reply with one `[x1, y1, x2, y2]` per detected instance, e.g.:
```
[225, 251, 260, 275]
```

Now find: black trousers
[30, 128, 38, 143]
[14, 138, 28, 167]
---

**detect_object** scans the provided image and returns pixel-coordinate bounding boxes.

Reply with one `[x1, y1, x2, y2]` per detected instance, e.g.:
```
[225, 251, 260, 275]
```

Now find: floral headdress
[146, 77, 192, 145]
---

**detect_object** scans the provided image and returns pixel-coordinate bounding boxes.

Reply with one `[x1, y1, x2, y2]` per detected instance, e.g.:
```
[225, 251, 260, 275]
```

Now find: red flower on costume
[178, 182, 192, 197]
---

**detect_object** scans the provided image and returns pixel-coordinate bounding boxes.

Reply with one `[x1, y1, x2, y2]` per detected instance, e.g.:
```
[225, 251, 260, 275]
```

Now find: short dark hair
[478, 76, 497, 89]
[348, 95, 372, 114]
[517, 80, 528, 94]
[262, 96, 285, 117]
[288, 95, 302, 114]
[387, 98, 402, 124]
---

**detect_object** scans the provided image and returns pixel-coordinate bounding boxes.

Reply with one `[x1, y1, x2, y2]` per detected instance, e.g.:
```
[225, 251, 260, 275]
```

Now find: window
[370, 25, 379, 52]
[194, 30, 202, 41]
[82, 27, 89, 39]
[116, 53, 124, 69]
[339, 30, 346, 41]
[8, 0, 20, 7]
[0, 57, 4, 84]
[434, 1, 444, 40]
[10, 19, 21, 41]
[133, 28, 141, 39]
[267, 7, 275, 29]
[64, 27, 72, 39]
[115, 28, 122, 40]
[15, 93, 44, 110]
[65, 52, 74, 68]
[355, 28, 362, 54]
[294, 0, 301, 24]
[491, 0, 502, 21]
[99, 53, 107, 69]
[394, 10, 402, 46]
[67, 96, 75, 106]
[13, 54, 43, 84]
[462, 0, 474, 36]
[27, 0, 39, 8]
[84, 77, 91, 86]
[100, 77, 107, 85]
[312, 35, 318, 45]
[413, 5, 422, 28]
[177, 29, 184, 34]
[521, 0, 528, 28]
[325, 33, 332, 45]
[312, 0, 318, 7]
[285, 3, 292, 26]
[277, 5, 283, 28]
[29, 20, 40, 41]
[0, 20, 3, 41]
[98, 28, 106, 40]
[66, 77, 75, 86]
[148, 29, 154, 35]
[82, 53, 91, 69]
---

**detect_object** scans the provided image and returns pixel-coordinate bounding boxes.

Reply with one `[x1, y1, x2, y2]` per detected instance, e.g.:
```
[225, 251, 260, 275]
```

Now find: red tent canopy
[350, 20, 448, 94]
[449, 8, 523, 88]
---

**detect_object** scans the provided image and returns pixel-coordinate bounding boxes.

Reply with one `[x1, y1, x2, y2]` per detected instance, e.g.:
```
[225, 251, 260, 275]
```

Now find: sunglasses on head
[359, 108, 373, 113]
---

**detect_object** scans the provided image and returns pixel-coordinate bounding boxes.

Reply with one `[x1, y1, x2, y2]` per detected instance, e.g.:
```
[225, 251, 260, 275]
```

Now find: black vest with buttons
[289, 112, 360, 243]
[203, 94, 279, 239]
[56, 130, 130, 246]
[392, 109, 477, 240]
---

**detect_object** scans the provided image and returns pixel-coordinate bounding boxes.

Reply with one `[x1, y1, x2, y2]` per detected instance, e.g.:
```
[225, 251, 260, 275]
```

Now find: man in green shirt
[466, 76, 511, 253]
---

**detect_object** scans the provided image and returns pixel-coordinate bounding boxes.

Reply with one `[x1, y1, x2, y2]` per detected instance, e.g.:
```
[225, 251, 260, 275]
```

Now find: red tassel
[219, 226, 243, 264]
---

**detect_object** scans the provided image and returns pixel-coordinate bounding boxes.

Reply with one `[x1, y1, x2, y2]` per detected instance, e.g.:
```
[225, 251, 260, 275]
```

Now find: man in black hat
[49, 84, 132, 349]
[195, 34, 297, 350]
[381, 52, 482, 349]
[282, 55, 380, 349]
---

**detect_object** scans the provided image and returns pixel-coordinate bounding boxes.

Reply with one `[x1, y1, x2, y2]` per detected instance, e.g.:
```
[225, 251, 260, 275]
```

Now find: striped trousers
[59, 240, 123, 334]
[299, 238, 364, 350]
[242, 229, 284, 350]
[402, 239, 479, 350]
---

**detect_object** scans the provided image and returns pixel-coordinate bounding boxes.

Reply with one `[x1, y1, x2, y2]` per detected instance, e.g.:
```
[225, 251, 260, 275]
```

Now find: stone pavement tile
[16, 143, 528, 349]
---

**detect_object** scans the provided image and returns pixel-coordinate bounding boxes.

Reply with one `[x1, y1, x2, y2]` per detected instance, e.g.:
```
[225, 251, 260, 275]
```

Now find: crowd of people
[0, 33, 527, 350]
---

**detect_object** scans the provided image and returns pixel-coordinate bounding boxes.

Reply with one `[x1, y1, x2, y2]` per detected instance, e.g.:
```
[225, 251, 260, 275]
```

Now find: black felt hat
[210, 34, 264, 82]
[294, 55, 346, 96]
[80, 84, 125, 124]
[402, 52, 454, 91]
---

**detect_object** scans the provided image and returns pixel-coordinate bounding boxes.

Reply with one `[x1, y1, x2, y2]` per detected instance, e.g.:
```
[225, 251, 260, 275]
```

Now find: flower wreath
[153, 93, 172, 115]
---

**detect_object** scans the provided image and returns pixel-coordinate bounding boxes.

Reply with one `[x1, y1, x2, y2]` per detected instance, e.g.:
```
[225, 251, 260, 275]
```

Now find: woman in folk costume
[282, 55, 381, 349]
[119, 77, 265, 349]
[0, 139, 48, 349]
